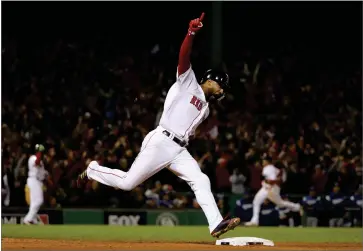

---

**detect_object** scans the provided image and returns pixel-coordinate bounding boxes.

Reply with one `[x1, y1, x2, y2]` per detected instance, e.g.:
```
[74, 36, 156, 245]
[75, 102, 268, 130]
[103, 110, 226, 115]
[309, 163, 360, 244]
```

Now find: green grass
[3, 225, 362, 243]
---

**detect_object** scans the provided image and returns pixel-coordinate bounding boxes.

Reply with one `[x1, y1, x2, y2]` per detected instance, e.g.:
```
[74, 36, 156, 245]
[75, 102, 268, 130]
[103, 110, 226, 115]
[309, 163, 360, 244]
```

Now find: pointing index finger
[199, 12, 205, 22]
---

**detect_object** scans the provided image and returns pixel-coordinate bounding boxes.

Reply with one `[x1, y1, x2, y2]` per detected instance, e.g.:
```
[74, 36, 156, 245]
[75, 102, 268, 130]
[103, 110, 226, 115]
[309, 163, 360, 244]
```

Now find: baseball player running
[245, 155, 301, 226]
[77, 13, 240, 238]
[24, 144, 48, 225]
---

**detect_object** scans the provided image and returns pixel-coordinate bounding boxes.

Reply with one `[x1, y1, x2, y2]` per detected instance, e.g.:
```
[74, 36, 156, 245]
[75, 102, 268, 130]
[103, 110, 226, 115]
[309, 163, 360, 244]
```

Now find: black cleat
[211, 217, 240, 238]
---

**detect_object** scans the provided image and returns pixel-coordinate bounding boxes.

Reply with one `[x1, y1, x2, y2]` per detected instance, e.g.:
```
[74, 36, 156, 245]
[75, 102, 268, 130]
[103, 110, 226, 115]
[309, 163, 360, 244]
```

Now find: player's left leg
[82, 129, 179, 191]
[306, 216, 318, 227]
[24, 179, 44, 224]
[268, 186, 301, 212]
[245, 186, 269, 226]
[168, 149, 239, 238]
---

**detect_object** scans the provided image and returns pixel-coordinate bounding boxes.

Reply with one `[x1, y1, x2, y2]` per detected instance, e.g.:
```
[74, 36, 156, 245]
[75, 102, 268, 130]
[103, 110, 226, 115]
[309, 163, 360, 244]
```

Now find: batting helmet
[200, 69, 230, 90]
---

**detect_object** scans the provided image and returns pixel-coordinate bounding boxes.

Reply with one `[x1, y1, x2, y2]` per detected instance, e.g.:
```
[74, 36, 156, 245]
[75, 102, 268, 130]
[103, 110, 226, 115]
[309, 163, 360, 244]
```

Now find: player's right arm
[28, 155, 37, 168]
[33, 144, 45, 166]
[177, 13, 205, 79]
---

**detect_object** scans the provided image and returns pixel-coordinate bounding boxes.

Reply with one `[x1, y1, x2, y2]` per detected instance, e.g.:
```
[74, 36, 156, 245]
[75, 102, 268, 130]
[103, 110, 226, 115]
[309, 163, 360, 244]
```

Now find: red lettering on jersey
[190, 96, 202, 111]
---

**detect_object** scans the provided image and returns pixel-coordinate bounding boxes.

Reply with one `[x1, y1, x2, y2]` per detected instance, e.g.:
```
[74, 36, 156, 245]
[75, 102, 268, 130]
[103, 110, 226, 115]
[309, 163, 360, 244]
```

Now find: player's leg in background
[329, 218, 337, 227]
[247, 186, 269, 225]
[267, 186, 301, 212]
[331, 218, 345, 227]
[87, 131, 178, 191]
[25, 184, 31, 206]
[24, 179, 44, 224]
[306, 216, 318, 227]
[168, 149, 223, 233]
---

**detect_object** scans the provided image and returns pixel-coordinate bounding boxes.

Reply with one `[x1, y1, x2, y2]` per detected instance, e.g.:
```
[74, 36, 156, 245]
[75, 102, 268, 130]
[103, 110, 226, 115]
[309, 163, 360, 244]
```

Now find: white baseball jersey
[262, 164, 286, 182]
[249, 164, 300, 224]
[28, 155, 47, 181]
[158, 66, 209, 142]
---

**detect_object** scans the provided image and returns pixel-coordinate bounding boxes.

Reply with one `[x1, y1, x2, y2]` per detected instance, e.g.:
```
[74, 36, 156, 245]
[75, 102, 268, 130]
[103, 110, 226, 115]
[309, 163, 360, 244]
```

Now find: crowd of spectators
[1, 13, 361, 210]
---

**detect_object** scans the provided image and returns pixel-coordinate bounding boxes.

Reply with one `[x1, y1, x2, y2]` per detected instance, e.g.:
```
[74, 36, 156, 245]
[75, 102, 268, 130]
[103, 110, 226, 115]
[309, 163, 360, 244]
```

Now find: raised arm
[177, 12, 205, 76]
[34, 144, 45, 166]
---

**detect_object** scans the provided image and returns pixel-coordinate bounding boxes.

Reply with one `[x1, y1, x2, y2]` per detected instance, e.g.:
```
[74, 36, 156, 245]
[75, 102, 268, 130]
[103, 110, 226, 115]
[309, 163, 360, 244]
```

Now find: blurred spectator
[159, 193, 173, 209]
[229, 168, 247, 194]
[326, 183, 346, 227]
[173, 193, 188, 209]
[311, 165, 328, 194]
[347, 185, 363, 226]
[301, 187, 321, 227]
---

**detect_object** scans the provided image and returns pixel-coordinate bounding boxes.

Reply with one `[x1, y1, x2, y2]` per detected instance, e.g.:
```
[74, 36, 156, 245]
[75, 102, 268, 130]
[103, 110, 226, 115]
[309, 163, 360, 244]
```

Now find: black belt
[162, 130, 187, 147]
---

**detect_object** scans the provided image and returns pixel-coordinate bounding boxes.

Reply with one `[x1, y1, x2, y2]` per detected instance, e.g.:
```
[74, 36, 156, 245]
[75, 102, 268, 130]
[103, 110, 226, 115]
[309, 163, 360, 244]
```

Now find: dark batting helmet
[200, 69, 230, 90]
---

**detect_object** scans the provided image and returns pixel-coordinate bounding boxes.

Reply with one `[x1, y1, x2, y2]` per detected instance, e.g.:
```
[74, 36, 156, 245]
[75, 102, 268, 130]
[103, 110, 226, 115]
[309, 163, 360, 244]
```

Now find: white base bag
[216, 237, 274, 247]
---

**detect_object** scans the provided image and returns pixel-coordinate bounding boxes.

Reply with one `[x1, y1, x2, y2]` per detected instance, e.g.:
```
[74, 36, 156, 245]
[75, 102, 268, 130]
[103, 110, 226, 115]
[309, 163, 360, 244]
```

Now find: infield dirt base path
[2, 238, 362, 251]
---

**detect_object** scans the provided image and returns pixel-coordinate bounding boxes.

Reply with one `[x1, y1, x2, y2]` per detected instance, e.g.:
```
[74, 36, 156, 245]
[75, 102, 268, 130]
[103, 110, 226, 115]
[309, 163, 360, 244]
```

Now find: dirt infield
[2, 238, 361, 250]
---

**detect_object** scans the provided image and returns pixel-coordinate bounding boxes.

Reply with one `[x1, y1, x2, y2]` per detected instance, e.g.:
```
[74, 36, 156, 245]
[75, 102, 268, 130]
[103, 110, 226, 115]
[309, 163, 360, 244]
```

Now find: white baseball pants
[249, 182, 301, 225]
[87, 126, 223, 232]
[24, 178, 44, 224]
